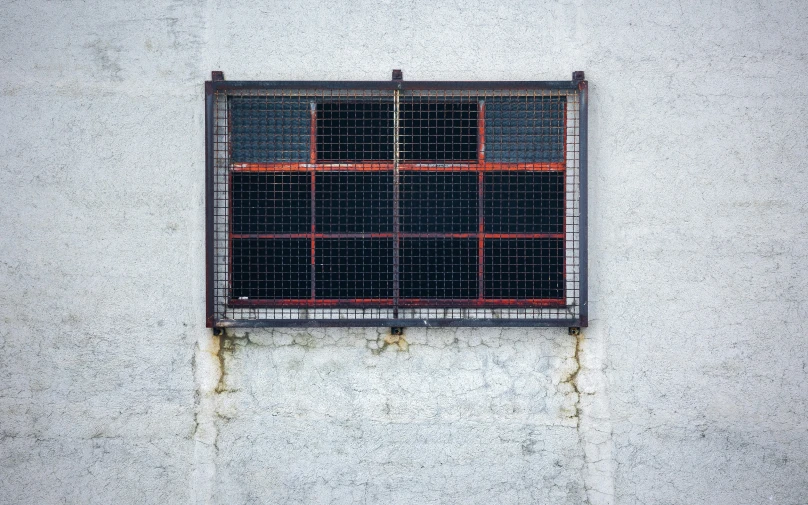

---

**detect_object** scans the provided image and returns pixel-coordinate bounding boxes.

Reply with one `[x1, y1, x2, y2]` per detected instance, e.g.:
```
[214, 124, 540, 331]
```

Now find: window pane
[400, 172, 478, 233]
[401, 239, 477, 299]
[484, 172, 564, 234]
[400, 101, 478, 161]
[230, 97, 310, 163]
[316, 172, 393, 233]
[316, 239, 393, 299]
[232, 239, 310, 299]
[232, 173, 311, 234]
[485, 96, 565, 162]
[317, 102, 394, 161]
[484, 239, 564, 299]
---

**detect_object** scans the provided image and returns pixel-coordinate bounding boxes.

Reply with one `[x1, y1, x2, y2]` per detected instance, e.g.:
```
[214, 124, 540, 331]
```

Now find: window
[206, 71, 588, 327]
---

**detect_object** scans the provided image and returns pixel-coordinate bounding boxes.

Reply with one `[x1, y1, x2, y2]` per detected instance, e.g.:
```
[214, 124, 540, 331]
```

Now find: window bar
[578, 77, 589, 326]
[230, 232, 564, 240]
[225, 96, 235, 314]
[478, 98, 485, 302]
[310, 101, 317, 302]
[231, 162, 561, 173]
[204, 82, 215, 327]
[561, 91, 568, 306]
[392, 89, 401, 318]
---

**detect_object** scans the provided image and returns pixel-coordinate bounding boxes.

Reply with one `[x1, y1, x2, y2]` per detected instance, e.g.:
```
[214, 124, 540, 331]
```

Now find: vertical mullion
[578, 81, 588, 326]
[205, 84, 215, 327]
[392, 90, 400, 317]
[310, 101, 317, 302]
[478, 99, 485, 301]
[561, 92, 568, 309]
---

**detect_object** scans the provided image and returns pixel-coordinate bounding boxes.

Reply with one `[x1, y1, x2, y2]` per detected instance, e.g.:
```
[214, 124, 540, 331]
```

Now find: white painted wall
[1, 1, 806, 504]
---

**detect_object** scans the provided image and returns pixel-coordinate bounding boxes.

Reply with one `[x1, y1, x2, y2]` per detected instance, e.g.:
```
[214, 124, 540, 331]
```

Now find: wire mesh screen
[208, 80, 586, 327]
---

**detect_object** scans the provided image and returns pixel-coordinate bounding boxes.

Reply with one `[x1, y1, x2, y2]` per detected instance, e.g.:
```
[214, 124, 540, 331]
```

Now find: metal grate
[206, 72, 588, 327]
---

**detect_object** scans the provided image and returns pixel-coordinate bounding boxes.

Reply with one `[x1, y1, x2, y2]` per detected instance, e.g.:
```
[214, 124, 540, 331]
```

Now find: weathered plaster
[201, 327, 605, 504]
[1, 0, 807, 504]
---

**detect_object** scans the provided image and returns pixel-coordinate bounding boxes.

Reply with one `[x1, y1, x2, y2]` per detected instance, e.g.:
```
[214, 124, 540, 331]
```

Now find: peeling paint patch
[382, 333, 409, 352]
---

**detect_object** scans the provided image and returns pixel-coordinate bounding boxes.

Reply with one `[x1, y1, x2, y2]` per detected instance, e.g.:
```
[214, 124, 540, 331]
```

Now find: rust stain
[383, 333, 409, 351]
[560, 330, 584, 420]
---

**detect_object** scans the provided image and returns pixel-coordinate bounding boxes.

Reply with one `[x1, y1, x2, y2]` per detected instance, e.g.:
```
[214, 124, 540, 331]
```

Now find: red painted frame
[227, 98, 567, 309]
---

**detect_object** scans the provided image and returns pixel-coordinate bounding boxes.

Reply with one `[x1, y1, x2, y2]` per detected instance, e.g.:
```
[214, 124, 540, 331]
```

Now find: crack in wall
[191, 331, 223, 505]
[568, 330, 616, 505]
[561, 331, 584, 423]
[569, 332, 590, 504]
[194, 327, 614, 504]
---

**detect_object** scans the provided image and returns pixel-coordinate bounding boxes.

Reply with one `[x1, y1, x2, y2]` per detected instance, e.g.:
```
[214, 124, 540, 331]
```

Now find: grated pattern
[207, 80, 586, 326]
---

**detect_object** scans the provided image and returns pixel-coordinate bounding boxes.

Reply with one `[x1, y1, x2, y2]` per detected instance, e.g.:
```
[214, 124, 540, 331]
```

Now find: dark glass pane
[232, 173, 311, 234]
[485, 96, 565, 162]
[400, 101, 478, 161]
[400, 239, 477, 299]
[317, 102, 394, 161]
[484, 239, 564, 299]
[232, 239, 310, 299]
[484, 172, 564, 234]
[230, 97, 310, 163]
[316, 239, 393, 299]
[400, 172, 478, 233]
[316, 172, 393, 233]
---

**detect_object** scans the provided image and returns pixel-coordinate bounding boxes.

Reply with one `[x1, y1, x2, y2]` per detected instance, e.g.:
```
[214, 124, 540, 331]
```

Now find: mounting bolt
[392, 69, 403, 81]
[391, 327, 404, 336]
[568, 327, 581, 336]
[213, 327, 224, 336]
[572, 70, 585, 83]
[211, 70, 224, 81]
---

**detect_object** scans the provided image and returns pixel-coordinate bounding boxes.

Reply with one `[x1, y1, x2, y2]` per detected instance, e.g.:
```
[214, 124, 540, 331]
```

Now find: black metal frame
[205, 71, 588, 328]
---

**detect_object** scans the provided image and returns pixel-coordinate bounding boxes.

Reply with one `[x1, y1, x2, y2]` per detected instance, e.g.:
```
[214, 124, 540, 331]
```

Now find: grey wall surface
[1, 1, 807, 504]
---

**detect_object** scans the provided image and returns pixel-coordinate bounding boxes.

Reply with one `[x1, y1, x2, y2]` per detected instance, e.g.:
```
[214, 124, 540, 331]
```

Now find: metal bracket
[212, 70, 225, 81]
[572, 70, 585, 84]
[392, 69, 403, 81]
[568, 327, 581, 336]
[391, 327, 404, 336]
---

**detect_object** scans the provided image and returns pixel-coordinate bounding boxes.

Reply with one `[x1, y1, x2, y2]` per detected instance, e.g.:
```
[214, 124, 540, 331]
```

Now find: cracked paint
[192, 327, 615, 504]
[195, 327, 609, 504]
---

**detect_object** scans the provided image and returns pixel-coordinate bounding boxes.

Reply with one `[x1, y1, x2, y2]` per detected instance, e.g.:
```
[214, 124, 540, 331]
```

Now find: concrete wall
[1, 1, 806, 504]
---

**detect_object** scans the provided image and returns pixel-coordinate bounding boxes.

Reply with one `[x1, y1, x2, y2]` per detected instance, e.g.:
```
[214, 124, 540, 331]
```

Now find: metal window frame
[205, 71, 588, 329]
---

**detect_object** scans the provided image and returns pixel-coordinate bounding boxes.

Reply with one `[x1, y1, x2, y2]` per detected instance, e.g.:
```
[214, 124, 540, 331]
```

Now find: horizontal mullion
[231, 298, 394, 308]
[401, 162, 564, 172]
[231, 233, 565, 240]
[232, 162, 394, 172]
[398, 298, 566, 308]
[230, 298, 566, 308]
[214, 80, 578, 91]
[231, 162, 564, 172]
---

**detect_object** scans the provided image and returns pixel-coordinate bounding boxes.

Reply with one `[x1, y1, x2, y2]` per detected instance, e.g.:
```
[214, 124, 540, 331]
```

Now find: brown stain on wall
[560, 331, 584, 421]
